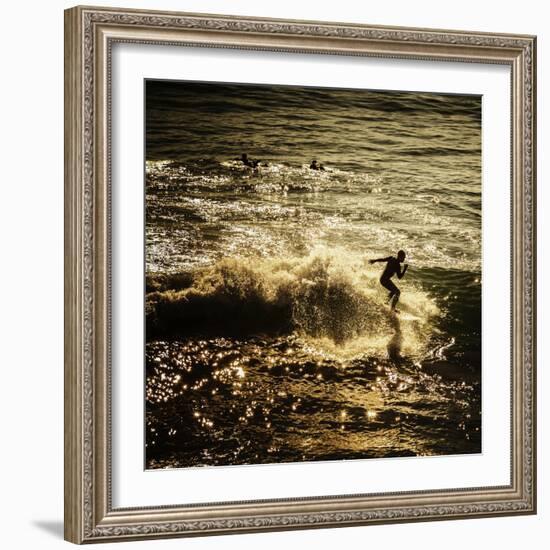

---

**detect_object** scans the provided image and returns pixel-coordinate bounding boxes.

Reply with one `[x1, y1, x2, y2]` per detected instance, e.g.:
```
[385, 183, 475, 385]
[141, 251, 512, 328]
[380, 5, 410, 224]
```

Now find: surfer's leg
[390, 286, 401, 310]
[381, 278, 400, 308]
[380, 278, 392, 294]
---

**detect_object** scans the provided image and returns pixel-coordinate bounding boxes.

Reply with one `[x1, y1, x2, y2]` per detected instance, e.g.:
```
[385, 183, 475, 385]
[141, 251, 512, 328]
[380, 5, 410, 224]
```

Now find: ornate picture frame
[64, 5, 536, 544]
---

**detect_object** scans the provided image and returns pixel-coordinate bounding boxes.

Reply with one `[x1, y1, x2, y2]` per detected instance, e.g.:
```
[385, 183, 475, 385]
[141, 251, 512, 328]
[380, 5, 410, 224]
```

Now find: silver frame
[64, 5, 536, 544]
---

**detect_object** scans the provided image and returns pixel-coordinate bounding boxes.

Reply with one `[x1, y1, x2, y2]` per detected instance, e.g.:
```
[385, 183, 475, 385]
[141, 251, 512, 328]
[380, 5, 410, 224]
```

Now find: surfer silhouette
[369, 250, 408, 311]
[237, 153, 261, 168]
[309, 159, 326, 171]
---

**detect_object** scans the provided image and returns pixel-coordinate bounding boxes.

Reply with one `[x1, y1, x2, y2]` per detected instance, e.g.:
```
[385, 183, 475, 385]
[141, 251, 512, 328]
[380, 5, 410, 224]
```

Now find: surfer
[237, 153, 261, 168]
[309, 159, 325, 171]
[369, 250, 408, 311]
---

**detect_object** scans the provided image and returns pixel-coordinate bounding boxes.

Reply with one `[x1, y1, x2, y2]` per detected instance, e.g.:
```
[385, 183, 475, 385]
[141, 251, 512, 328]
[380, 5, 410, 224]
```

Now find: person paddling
[309, 159, 325, 171]
[369, 250, 408, 311]
[237, 153, 261, 168]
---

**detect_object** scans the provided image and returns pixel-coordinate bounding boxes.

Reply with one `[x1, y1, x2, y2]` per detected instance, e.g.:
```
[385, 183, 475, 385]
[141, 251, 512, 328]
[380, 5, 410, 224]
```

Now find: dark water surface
[145, 81, 481, 469]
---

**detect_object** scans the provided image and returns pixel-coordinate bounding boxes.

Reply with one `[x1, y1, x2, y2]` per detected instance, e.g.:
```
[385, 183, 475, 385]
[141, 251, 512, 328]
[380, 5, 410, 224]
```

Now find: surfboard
[397, 312, 421, 322]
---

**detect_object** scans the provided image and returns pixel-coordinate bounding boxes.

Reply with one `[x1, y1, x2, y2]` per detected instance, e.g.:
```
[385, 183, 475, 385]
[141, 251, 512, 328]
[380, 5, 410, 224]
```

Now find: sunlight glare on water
[145, 81, 482, 469]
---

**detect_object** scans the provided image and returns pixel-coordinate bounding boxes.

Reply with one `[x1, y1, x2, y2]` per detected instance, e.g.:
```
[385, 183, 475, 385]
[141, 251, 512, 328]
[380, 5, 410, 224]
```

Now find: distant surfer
[369, 250, 408, 311]
[237, 153, 261, 168]
[309, 159, 326, 171]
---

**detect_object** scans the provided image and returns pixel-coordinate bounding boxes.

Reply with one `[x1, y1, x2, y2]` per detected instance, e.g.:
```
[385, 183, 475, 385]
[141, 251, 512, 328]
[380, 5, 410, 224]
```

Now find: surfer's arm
[369, 257, 391, 264]
[397, 264, 408, 279]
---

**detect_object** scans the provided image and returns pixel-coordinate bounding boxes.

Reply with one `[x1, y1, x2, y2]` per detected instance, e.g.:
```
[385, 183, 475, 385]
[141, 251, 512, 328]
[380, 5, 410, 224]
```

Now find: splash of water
[147, 248, 439, 360]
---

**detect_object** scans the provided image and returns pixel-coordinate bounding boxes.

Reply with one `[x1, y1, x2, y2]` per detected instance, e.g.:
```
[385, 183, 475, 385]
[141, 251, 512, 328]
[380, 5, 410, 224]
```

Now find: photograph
[61, 4, 537, 543]
[144, 80, 482, 469]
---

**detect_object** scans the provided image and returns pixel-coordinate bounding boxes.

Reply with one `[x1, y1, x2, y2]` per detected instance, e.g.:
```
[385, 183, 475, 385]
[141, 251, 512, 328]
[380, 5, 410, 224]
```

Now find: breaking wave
[146, 251, 439, 358]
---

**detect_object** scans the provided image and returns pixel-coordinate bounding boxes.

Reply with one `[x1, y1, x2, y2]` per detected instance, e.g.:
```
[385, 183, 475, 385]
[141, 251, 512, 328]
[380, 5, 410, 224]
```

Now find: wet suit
[371, 256, 408, 308]
[238, 154, 261, 168]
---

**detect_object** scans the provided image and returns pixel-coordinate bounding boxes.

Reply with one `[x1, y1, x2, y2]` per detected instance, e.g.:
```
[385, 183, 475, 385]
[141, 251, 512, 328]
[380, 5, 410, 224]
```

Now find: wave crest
[146, 251, 438, 355]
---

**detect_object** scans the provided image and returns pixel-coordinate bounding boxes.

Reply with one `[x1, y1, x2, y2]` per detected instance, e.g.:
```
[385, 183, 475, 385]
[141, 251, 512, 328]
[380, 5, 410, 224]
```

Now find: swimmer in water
[309, 159, 326, 171]
[369, 250, 409, 311]
[237, 153, 261, 168]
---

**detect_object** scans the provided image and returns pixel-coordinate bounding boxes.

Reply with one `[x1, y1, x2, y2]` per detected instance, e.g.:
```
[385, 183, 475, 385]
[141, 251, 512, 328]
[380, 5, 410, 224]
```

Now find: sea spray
[146, 250, 438, 359]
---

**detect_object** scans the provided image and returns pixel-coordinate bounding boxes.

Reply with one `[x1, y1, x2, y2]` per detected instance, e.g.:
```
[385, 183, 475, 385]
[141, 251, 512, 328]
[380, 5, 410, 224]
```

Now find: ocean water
[144, 80, 482, 469]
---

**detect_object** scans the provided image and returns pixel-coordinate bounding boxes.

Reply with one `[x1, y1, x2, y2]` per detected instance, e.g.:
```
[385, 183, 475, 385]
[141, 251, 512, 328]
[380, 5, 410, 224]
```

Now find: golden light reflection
[235, 366, 245, 378]
[146, 332, 480, 468]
